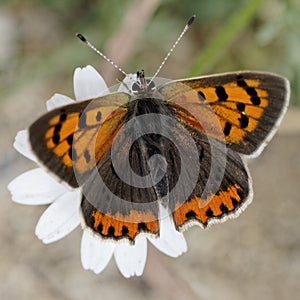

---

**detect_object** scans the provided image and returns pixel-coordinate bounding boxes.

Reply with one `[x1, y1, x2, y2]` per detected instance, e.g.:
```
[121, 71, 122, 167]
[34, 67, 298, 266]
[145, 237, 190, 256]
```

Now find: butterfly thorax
[126, 96, 173, 121]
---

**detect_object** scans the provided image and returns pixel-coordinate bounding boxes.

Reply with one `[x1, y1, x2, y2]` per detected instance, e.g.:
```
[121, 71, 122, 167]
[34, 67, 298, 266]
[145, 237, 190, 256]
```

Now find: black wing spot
[223, 122, 232, 136]
[121, 225, 129, 236]
[216, 86, 228, 101]
[84, 150, 91, 163]
[197, 90, 206, 101]
[237, 79, 247, 87]
[54, 123, 62, 135]
[138, 222, 147, 231]
[107, 226, 115, 237]
[185, 210, 197, 219]
[205, 207, 214, 218]
[246, 87, 257, 97]
[97, 222, 103, 233]
[66, 134, 73, 145]
[96, 111, 102, 122]
[246, 87, 261, 105]
[220, 203, 229, 213]
[52, 134, 60, 145]
[52, 123, 62, 144]
[236, 102, 246, 112]
[59, 112, 67, 122]
[239, 114, 249, 128]
[251, 96, 261, 106]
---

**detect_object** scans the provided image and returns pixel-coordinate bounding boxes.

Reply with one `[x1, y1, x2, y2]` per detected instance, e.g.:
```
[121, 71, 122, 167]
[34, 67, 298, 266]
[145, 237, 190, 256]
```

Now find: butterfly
[29, 69, 289, 243]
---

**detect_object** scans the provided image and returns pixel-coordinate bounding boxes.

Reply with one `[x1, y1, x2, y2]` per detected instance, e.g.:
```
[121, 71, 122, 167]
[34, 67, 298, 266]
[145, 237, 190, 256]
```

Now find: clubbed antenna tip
[187, 15, 196, 27]
[149, 15, 196, 83]
[76, 33, 87, 43]
[76, 33, 128, 77]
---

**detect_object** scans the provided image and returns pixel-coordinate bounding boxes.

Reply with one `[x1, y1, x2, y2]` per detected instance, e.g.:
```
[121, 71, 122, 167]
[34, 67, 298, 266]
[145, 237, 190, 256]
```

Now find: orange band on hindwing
[173, 184, 243, 228]
[91, 210, 159, 241]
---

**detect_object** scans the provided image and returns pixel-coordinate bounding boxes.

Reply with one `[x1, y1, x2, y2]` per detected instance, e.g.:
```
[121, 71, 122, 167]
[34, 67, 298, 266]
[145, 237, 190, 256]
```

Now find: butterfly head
[131, 70, 156, 95]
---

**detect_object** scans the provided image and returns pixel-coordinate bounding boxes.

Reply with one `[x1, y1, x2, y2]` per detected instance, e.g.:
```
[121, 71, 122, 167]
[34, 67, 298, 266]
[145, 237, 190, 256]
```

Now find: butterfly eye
[147, 80, 156, 91]
[132, 82, 141, 93]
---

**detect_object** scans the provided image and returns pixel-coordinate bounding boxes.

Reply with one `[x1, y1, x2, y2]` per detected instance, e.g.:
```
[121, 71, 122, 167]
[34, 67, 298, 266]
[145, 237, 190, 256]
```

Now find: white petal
[13, 130, 37, 162]
[8, 168, 69, 205]
[35, 189, 81, 244]
[81, 231, 115, 274]
[118, 73, 137, 93]
[149, 204, 187, 258]
[73, 65, 109, 100]
[114, 238, 147, 278]
[46, 93, 74, 111]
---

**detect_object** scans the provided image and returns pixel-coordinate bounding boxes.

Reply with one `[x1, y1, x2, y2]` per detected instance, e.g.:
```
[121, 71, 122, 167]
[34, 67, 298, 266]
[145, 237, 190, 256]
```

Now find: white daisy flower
[8, 65, 187, 278]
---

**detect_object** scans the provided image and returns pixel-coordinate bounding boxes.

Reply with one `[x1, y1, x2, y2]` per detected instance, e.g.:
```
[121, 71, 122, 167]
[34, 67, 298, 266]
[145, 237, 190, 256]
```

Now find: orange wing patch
[45, 105, 127, 172]
[90, 210, 159, 241]
[74, 107, 128, 174]
[162, 79, 269, 145]
[173, 184, 243, 228]
[41, 97, 129, 176]
[160, 72, 288, 155]
[29, 93, 130, 187]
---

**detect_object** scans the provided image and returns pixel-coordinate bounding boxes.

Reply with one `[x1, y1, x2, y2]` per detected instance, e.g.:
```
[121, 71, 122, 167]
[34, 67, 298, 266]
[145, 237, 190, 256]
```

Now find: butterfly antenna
[76, 33, 128, 77]
[149, 15, 196, 84]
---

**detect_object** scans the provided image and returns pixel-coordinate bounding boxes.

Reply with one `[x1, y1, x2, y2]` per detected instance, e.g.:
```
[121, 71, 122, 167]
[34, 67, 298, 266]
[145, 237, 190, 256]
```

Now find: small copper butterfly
[28, 16, 290, 242]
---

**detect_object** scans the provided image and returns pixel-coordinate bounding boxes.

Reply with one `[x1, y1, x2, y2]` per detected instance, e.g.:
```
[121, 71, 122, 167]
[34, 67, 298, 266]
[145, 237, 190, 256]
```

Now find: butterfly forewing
[29, 93, 130, 187]
[160, 72, 289, 156]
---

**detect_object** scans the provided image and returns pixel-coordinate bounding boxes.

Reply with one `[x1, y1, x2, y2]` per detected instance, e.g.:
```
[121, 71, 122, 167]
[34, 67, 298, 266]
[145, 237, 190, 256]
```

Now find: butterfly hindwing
[170, 127, 251, 229]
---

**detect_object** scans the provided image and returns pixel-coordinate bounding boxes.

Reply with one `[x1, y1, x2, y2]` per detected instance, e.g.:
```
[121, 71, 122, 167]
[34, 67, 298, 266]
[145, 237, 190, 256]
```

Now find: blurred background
[1, 0, 299, 299]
